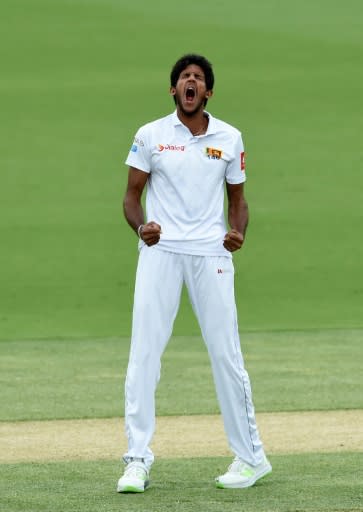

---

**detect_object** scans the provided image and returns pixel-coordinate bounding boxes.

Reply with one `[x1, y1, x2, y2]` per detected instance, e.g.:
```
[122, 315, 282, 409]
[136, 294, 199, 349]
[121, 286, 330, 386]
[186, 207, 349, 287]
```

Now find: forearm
[228, 197, 249, 238]
[123, 194, 145, 236]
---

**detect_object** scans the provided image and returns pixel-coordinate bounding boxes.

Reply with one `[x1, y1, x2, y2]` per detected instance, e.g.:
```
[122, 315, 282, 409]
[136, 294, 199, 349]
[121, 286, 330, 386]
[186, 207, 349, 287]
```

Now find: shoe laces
[124, 461, 148, 479]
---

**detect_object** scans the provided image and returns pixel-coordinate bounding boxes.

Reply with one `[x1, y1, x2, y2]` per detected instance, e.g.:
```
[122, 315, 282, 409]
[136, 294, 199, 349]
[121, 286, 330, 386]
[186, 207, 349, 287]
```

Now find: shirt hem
[139, 241, 232, 258]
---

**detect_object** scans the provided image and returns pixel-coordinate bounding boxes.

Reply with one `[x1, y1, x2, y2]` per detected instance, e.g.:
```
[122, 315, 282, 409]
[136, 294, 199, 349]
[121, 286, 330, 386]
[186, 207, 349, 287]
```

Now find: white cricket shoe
[216, 456, 272, 489]
[117, 460, 150, 493]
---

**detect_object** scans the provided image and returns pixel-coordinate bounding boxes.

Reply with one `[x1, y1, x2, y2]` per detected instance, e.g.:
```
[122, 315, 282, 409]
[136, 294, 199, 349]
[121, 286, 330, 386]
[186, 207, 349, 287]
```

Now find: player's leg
[123, 247, 183, 469]
[184, 255, 267, 468]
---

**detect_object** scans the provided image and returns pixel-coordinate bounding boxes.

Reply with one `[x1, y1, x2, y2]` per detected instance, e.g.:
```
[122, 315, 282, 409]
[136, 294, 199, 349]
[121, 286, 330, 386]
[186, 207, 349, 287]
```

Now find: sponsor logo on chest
[155, 144, 225, 163]
[158, 144, 185, 152]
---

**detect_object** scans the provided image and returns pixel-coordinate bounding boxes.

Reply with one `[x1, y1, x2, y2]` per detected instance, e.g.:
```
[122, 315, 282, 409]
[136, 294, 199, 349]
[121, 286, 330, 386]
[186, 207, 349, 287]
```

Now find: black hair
[170, 53, 214, 93]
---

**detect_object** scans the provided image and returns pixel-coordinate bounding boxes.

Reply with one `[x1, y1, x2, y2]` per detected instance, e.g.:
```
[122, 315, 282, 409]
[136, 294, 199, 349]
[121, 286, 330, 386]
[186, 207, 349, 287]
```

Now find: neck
[176, 108, 209, 136]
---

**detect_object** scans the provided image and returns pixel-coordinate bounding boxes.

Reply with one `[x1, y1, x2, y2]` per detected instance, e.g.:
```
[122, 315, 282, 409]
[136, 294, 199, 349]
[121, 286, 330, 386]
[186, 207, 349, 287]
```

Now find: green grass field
[1, 1, 362, 511]
[1, 0, 362, 340]
[1, 454, 362, 512]
[1, 330, 362, 421]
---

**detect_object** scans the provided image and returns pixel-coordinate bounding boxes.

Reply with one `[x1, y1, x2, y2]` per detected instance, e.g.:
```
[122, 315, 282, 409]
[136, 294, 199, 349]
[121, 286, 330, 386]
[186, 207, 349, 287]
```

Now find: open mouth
[185, 86, 196, 102]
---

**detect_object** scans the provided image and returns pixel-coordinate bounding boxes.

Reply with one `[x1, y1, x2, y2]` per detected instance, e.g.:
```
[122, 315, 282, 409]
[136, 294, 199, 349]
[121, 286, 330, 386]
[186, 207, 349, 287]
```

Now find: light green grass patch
[1, 329, 362, 421]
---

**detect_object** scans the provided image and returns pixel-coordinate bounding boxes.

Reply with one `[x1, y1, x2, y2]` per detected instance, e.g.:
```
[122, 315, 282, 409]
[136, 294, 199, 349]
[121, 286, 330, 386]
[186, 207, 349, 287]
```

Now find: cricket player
[117, 53, 271, 493]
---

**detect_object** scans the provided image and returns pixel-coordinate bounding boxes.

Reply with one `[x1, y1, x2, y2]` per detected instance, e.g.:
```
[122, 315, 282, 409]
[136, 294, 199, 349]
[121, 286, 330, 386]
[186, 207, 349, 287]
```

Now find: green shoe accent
[120, 485, 145, 493]
[215, 456, 272, 489]
[240, 468, 254, 477]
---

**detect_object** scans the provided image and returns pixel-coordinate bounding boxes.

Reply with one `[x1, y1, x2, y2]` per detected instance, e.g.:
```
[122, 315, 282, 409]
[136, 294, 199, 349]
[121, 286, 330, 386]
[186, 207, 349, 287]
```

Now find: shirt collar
[172, 110, 217, 136]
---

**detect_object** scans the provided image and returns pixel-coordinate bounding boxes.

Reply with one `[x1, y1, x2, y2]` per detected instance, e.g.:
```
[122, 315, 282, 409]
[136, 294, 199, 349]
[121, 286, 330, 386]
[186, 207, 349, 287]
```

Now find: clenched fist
[223, 229, 244, 252]
[139, 222, 162, 246]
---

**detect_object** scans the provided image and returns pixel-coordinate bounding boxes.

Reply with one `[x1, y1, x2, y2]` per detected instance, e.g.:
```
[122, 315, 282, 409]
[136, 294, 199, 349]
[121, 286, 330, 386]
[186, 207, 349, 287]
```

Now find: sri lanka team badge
[206, 147, 222, 160]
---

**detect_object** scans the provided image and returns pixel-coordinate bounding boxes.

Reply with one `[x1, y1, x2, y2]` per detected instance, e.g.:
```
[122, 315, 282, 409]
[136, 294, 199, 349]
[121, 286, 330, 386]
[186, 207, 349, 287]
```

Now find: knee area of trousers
[208, 345, 238, 365]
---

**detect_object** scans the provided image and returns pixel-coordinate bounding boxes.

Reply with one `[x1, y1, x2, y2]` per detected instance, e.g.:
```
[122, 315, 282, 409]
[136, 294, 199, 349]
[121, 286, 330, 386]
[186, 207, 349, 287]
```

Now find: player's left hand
[223, 229, 244, 252]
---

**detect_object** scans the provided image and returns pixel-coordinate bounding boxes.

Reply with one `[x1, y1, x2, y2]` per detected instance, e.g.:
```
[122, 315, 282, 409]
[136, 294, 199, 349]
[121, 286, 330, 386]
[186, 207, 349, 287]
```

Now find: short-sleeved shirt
[125, 110, 246, 257]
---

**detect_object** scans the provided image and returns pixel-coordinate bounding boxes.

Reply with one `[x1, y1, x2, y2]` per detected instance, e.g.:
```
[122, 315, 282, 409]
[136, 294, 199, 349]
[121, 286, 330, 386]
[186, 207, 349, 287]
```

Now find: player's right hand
[139, 222, 162, 246]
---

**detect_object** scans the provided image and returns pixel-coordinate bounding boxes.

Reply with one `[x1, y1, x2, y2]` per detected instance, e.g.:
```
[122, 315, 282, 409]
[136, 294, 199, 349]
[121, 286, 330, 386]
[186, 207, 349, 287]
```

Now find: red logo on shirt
[240, 152, 245, 171]
[158, 144, 185, 152]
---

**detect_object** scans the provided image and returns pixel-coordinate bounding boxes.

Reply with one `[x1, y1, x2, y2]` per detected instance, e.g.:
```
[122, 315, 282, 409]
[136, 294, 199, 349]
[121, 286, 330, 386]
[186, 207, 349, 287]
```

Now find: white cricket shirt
[125, 111, 246, 257]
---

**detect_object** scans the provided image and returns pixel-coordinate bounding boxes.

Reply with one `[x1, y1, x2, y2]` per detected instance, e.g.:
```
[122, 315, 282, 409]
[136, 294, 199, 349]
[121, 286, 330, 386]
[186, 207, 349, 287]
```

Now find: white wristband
[137, 224, 144, 238]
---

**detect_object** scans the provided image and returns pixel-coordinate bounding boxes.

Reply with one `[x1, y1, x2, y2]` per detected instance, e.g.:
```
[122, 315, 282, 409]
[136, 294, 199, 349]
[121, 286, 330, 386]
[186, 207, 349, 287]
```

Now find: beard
[174, 91, 206, 117]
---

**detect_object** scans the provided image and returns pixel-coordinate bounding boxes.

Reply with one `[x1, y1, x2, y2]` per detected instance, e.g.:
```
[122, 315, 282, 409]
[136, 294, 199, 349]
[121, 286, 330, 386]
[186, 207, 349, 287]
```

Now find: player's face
[170, 64, 212, 116]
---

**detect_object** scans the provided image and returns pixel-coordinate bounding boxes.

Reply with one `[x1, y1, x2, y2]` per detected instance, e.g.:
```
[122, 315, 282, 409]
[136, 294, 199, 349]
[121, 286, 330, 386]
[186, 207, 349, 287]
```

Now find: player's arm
[123, 166, 161, 246]
[223, 182, 249, 252]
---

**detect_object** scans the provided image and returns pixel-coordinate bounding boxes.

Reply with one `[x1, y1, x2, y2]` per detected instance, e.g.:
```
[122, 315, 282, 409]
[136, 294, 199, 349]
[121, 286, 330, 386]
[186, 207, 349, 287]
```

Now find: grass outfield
[1, 454, 362, 512]
[1, 0, 363, 340]
[0, 329, 362, 421]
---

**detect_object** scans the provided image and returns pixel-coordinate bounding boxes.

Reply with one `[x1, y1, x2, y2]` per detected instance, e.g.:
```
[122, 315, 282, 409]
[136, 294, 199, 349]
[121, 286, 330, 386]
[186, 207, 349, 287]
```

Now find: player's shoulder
[210, 113, 242, 138]
[136, 113, 174, 134]
[131, 114, 173, 149]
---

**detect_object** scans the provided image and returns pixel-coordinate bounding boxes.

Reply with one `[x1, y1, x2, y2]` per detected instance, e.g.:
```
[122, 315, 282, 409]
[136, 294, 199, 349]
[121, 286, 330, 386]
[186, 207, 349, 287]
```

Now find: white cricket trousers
[123, 246, 266, 469]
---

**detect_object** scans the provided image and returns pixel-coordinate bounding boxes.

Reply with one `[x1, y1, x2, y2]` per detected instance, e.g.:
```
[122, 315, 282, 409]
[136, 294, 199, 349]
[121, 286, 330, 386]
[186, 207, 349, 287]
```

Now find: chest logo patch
[206, 147, 222, 160]
[158, 144, 185, 152]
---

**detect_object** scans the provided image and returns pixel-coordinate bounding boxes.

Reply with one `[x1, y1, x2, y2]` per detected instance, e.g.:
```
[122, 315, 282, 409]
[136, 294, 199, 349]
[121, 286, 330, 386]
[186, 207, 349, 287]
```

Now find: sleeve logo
[240, 151, 245, 170]
[130, 136, 144, 153]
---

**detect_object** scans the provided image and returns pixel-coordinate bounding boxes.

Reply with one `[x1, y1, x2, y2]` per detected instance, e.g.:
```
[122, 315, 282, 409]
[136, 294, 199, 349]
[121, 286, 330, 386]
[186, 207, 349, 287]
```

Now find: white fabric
[125, 111, 246, 257]
[123, 247, 265, 469]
